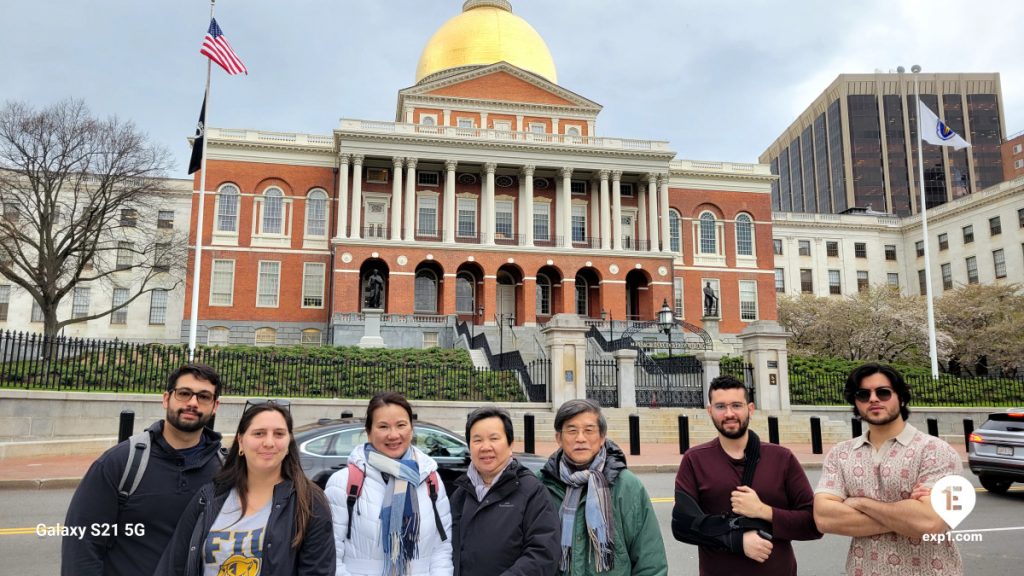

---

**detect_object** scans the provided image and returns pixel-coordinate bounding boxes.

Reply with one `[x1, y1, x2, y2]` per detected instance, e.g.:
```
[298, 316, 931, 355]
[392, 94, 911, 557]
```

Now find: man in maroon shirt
[672, 375, 821, 575]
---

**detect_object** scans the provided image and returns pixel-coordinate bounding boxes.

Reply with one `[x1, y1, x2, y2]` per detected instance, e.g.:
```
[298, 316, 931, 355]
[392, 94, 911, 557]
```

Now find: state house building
[185, 0, 775, 349]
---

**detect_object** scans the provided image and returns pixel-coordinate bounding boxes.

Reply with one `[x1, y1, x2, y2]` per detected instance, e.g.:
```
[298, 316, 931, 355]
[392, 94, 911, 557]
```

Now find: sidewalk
[0, 440, 969, 489]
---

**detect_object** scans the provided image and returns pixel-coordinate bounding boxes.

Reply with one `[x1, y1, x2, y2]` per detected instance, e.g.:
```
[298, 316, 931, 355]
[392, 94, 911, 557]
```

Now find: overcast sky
[4, 0, 1023, 174]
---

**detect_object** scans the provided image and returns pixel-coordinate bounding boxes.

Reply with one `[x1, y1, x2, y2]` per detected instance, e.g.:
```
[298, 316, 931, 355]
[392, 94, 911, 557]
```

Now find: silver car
[968, 409, 1024, 494]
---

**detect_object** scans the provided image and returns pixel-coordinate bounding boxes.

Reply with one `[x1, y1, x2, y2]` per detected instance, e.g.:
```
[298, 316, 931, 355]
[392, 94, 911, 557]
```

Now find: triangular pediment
[398, 62, 601, 112]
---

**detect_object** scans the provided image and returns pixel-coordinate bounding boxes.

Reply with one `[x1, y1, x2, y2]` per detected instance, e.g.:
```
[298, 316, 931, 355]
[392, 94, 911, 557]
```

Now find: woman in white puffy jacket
[325, 392, 453, 576]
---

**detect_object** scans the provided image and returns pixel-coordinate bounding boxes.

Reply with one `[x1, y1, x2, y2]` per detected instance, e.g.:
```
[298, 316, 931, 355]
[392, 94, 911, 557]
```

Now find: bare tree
[935, 283, 1024, 376]
[0, 99, 185, 339]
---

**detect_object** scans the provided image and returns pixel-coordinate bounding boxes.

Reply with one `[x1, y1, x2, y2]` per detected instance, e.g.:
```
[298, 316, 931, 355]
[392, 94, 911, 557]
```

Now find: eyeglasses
[853, 387, 894, 403]
[172, 388, 216, 405]
[711, 402, 748, 413]
[243, 399, 291, 413]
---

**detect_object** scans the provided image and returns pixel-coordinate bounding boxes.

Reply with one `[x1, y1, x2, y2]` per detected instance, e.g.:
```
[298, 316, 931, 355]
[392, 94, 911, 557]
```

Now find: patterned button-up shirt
[816, 423, 963, 575]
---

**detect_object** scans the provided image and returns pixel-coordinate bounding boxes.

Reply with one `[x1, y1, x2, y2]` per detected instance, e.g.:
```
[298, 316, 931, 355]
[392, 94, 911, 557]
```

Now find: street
[2, 471, 1022, 575]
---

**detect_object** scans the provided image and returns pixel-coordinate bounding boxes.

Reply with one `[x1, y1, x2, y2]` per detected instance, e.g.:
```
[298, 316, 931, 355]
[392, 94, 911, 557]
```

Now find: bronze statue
[365, 269, 385, 309]
[703, 281, 719, 317]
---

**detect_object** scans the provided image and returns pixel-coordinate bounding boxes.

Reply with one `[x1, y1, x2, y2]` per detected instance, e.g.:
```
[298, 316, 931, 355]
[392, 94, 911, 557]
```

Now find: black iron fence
[790, 372, 1024, 407]
[0, 330, 525, 402]
[586, 359, 619, 407]
[636, 358, 703, 408]
[526, 358, 550, 403]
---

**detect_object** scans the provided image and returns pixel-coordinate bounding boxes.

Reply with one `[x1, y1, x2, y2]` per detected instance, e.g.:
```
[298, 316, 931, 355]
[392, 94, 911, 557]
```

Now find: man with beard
[672, 375, 820, 575]
[814, 363, 963, 575]
[62, 364, 223, 576]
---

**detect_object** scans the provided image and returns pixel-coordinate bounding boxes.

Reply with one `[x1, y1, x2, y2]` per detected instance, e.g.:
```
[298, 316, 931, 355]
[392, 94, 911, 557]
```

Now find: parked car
[294, 416, 547, 493]
[968, 409, 1024, 494]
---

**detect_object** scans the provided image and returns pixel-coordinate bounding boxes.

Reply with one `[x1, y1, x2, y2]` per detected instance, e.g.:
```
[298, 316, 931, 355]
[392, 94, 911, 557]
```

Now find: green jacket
[539, 441, 668, 576]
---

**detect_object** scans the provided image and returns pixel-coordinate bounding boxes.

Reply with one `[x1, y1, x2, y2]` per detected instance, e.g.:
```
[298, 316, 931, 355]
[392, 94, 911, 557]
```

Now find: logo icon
[929, 474, 976, 530]
[936, 121, 955, 141]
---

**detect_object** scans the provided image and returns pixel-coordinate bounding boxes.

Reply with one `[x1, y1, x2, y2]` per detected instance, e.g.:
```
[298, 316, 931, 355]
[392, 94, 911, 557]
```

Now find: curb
[0, 477, 81, 490]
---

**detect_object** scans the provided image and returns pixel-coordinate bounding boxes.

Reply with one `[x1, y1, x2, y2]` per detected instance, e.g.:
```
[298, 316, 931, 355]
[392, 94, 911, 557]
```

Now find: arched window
[305, 189, 328, 238]
[575, 275, 588, 316]
[455, 272, 475, 314]
[699, 212, 717, 255]
[301, 328, 322, 346]
[262, 188, 284, 234]
[216, 184, 239, 232]
[207, 326, 230, 346]
[669, 210, 681, 253]
[536, 274, 552, 316]
[735, 213, 754, 256]
[414, 270, 438, 314]
[421, 115, 436, 126]
[254, 327, 277, 346]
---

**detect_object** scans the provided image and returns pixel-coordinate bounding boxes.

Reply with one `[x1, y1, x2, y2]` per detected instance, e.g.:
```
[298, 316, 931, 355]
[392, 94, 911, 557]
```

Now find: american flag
[200, 18, 247, 76]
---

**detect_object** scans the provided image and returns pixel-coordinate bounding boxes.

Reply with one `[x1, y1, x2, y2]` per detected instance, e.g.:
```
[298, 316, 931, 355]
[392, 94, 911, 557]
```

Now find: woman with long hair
[155, 400, 335, 576]
[325, 392, 453, 576]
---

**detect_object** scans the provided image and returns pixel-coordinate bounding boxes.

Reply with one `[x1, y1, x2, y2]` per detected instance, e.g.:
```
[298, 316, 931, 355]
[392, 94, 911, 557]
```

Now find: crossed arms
[813, 485, 948, 539]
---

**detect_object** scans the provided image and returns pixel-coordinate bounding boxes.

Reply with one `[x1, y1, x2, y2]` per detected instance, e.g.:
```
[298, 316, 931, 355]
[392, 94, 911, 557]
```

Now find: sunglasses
[853, 387, 894, 403]
[243, 399, 292, 413]
[171, 388, 216, 405]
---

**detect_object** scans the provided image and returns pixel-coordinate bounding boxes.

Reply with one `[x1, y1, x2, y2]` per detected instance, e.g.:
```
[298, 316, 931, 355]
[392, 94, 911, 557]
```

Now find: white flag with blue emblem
[918, 101, 970, 150]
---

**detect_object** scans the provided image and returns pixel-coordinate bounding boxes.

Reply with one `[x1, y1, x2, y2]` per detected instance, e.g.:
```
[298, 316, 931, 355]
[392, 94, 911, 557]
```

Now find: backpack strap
[117, 432, 152, 504]
[345, 462, 365, 540]
[426, 471, 447, 542]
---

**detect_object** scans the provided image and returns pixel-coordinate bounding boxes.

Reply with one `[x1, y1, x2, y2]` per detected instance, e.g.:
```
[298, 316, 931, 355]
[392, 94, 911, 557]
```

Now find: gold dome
[415, 0, 557, 84]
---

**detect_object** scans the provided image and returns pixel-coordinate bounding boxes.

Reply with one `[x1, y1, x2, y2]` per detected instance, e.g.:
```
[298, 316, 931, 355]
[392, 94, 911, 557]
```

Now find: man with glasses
[814, 363, 963, 575]
[62, 364, 224, 576]
[672, 375, 820, 575]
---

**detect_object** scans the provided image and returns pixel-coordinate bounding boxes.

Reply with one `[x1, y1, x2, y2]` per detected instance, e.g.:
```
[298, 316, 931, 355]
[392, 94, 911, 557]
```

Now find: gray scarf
[558, 446, 615, 572]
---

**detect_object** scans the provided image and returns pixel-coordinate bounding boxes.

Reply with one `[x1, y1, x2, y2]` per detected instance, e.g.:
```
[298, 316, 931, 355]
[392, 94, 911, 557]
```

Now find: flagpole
[188, 0, 216, 361]
[911, 65, 941, 379]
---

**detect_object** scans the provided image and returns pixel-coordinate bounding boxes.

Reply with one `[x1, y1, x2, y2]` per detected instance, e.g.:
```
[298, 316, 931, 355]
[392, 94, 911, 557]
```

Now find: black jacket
[61, 421, 222, 576]
[154, 479, 335, 576]
[450, 458, 560, 576]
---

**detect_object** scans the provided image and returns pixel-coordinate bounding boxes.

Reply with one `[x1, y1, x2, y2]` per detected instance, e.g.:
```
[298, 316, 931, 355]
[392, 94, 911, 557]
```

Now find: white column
[659, 173, 671, 253]
[590, 179, 600, 247]
[443, 110, 452, 126]
[637, 182, 648, 249]
[560, 167, 573, 248]
[552, 118, 560, 135]
[443, 159, 457, 243]
[349, 154, 364, 240]
[599, 170, 611, 250]
[480, 112, 489, 129]
[611, 170, 623, 251]
[391, 157, 403, 240]
[521, 165, 535, 246]
[516, 115, 524, 133]
[336, 154, 350, 239]
[403, 158, 416, 241]
[483, 162, 496, 245]
[646, 173, 659, 252]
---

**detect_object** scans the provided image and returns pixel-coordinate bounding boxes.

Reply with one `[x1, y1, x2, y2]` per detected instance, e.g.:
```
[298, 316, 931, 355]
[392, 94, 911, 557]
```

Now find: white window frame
[993, 249, 1007, 279]
[417, 194, 439, 237]
[456, 272, 476, 314]
[422, 332, 440, 348]
[828, 269, 842, 295]
[260, 187, 285, 235]
[886, 273, 899, 288]
[301, 329, 322, 346]
[0, 284, 10, 322]
[157, 210, 175, 229]
[304, 189, 329, 239]
[456, 117, 475, 129]
[571, 204, 587, 243]
[72, 287, 90, 319]
[31, 300, 44, 322]
[207, 326, 230, 346]
[669, 210, 681, 253]
[941, 263, 953, 290]
[417, 171, 440, 187]
[533, 201, 551, 241]
[564, 125, 582, 136]
[536, 274, 552, 316]
[210, 259, 235, 306]
[965, 256, 979, 284]
[110, 287, 129, 325]
[673, 277, 684, 318]
[148, 289, 168, 325]
[414, 269, 439, 314]
[774, 268, 785, 293]
[214, 184, 240, 245]
[302, 262, 326, 309]
[570, 180, 587, 195]
[1016, 159, 1024, 169]
[256, 261, 281, 308]
[739, 280, 758, 321]
[457, 197, 478, 238]
[419, 114, 437, 126]
[693, 211, 725, 266]
[528, 122, 546, 134]
[495, 199, 514, 239]
[366, 168, 389, 184]
[735, 213, 756, 263]
[254, 327, 277, 346]
[116, 241, 134, 270]
[493, 120, 512, 132]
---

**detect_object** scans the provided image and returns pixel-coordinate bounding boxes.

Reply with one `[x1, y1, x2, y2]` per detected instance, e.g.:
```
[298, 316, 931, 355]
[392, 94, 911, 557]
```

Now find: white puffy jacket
[325, 444, 454, 576]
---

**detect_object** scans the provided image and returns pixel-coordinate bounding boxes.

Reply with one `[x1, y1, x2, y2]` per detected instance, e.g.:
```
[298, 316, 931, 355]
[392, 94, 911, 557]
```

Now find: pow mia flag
[187, 96, 206, 175]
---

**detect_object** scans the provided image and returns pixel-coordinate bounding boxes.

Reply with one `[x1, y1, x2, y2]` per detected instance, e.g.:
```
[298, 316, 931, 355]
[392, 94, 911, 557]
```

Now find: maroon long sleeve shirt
[674, 438, 821, 576]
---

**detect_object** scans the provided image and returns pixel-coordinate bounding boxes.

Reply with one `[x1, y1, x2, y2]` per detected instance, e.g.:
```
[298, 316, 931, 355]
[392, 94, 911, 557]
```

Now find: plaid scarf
[365, 445, 421, 576]
[558, 445, 615, 572]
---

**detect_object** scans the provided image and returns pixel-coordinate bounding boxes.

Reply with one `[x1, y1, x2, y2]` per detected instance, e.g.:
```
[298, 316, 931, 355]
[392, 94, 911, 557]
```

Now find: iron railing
[0, 330, 525, 402]
[790, 372, 1024, 407]
[586, 359, 619, 408]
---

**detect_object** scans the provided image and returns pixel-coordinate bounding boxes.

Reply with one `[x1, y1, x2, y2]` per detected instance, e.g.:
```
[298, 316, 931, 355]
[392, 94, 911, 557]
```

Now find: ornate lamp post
[657, 298, 675, 359]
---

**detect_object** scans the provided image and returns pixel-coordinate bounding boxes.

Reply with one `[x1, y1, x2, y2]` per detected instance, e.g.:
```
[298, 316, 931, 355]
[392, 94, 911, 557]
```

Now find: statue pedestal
[701, 315, 720, 343]
[358, 309, 386, 348]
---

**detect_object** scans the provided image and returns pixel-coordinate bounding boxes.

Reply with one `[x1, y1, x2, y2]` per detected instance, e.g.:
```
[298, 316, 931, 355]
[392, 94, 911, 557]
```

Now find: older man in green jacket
[540, 399, 668, 576]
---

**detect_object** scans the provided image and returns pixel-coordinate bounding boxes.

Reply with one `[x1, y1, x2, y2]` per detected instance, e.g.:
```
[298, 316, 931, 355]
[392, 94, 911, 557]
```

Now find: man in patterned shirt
[814, 363, 963, 575]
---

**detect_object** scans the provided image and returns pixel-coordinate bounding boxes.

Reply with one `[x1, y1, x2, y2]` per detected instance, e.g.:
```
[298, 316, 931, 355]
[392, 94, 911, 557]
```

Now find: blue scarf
[558, 445, 615, 572]
[365, 445, 421, 576]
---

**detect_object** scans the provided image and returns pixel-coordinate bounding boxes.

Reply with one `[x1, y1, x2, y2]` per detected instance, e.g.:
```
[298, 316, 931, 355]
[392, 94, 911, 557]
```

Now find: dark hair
[465, 406, 514, 444]
[708, 374, 751, 403]
[166, 364, 222, 398]
[554, 399, 607, 435]
[844, 362, 911, 420]
[215, 403, 323, 549]
[365, 392, 414, 432]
